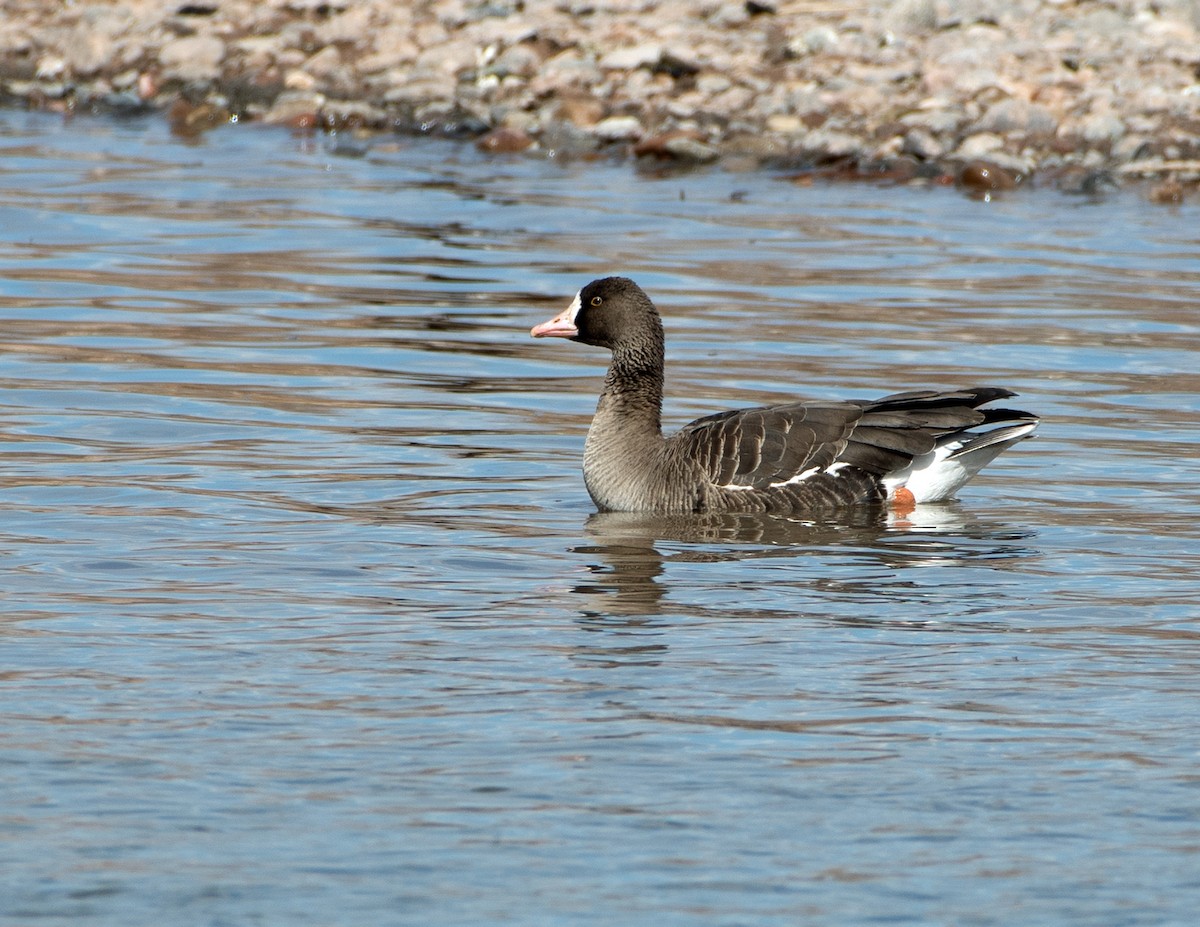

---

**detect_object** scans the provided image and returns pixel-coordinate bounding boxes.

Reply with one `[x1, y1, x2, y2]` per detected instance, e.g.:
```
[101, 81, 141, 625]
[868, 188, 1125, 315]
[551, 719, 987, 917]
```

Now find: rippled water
[2, 110, 1199, 926]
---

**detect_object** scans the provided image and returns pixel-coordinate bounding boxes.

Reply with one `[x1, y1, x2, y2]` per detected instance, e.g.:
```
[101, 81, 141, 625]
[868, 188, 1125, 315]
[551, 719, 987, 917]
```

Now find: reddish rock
[958, 160, 1017, 192]
[475, 126, 534, 154]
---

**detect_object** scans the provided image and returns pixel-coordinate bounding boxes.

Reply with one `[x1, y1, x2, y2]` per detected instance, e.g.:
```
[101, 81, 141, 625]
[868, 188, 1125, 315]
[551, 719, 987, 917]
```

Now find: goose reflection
[568, 505, 1037, 621]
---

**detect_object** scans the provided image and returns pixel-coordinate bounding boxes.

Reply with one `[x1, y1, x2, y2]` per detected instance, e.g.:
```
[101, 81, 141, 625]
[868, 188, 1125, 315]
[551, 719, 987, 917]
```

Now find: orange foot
[891, 486, 917, 517]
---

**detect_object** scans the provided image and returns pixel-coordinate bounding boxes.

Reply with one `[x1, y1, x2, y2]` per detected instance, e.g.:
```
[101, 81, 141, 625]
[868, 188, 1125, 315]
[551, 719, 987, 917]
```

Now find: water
[2, 110, 1198, 926]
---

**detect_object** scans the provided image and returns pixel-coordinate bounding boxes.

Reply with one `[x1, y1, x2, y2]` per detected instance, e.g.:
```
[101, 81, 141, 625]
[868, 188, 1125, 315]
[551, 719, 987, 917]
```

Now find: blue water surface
[1, 110, 1199, 926]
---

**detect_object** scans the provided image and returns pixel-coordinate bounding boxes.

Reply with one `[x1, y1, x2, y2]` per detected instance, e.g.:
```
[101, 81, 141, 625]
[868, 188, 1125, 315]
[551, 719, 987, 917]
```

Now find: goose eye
[590, 296, 602, 306]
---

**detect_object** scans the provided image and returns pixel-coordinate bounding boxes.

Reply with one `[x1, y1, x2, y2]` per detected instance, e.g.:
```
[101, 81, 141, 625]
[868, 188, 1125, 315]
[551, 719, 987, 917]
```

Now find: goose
[531, 276, 1038, 515]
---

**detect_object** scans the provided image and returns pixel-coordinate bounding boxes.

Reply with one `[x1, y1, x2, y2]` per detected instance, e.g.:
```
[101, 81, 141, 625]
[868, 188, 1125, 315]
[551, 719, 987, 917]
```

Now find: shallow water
[2, 110, 1199, 926]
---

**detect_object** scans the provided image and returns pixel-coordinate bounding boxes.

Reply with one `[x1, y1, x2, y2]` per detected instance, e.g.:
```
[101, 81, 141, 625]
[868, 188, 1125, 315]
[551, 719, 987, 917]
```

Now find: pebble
[263, 90, 325, 125]
[592, 115, 643, 141]
[3, 0, 1197, 190]
[902, 128, 944, 161]
[1079, 111, 1127, 144]
[158, 36, 225, 82]
[954, 132, 1004, 160]
[799, 128, 864, 160]
[974, 98, 1059, 136]
[476, 125, 534, 153]
[958, 161, 1018, 193]
[634, 129, 719, 162]
[599, 44, 662, 71]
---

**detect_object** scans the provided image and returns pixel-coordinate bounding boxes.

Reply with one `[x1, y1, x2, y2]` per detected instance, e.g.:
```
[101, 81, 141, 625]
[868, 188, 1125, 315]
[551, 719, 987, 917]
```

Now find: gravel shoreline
[3, 0, 1198, 196]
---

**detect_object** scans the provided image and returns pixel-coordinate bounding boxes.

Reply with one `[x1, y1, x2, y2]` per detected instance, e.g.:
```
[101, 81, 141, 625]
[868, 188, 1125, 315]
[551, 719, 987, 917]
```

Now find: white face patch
[566, 291, 582, 324]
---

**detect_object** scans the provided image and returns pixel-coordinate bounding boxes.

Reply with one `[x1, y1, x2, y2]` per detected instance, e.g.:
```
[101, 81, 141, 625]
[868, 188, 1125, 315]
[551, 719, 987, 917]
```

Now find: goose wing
[672, 401, 863, 491]
[672, 388, 1029, 491]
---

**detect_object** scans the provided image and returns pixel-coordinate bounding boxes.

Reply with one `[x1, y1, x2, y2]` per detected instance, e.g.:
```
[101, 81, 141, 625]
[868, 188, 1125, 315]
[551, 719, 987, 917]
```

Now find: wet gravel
[2, 0, 1198, 194]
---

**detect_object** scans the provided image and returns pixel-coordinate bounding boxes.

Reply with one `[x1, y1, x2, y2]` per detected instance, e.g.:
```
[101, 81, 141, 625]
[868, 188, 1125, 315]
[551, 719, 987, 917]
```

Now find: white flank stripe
[769, 466, 819, 489]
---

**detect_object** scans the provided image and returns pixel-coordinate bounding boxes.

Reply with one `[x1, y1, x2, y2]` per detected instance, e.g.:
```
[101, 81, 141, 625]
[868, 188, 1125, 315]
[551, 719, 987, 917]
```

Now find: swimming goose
[531, 276, 1038, 515]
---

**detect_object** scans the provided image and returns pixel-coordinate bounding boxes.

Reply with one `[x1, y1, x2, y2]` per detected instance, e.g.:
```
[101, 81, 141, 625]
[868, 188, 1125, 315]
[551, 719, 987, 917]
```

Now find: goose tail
[884, 415, 1039, 504]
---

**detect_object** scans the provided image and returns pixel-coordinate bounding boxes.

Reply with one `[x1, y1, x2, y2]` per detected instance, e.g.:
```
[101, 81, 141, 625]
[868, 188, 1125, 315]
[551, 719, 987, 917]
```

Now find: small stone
[303, 45, 342, 79]
[539, 120, 601, 158]
[634, 129, 720, 162]
[794, 27, 839, 56]
[263, 90, 325, 125]
[36, 55, 67, 80]
[476, 126, 534, 153]
[549, 89, 605, 127]
[168, 99, 229, 137]
[285, 69, 318, 91]
[900, 105, 965, 135]
[488, 43, 541, 79]
[799, 128, 865, 159]
[958, 160, 1017, 192]
[709, 2, 749, 27]
[599, 44, 662, 71]
[1055, 167, 1117, 196]
[1079, 111, 1126, 144]
[884, 0, 938, 34]
[1112, 134, 1152, 162]
[322, 99, 388, 128]
[723, 132, 788, 160]
[696, 73, 732, 95]
[158, 35, 225, 82]
[974, 98, 1059, 136]
[1148, 178, 1185, 204]
[955, 132, 1004, 159]
[902, 127, 944, 160]
[592, 115, 643, 141]
[765, 114, 803, 134]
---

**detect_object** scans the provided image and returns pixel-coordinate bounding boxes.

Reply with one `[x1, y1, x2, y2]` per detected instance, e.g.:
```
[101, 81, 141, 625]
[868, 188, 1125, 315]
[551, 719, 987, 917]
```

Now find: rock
[1148, 178, 1185, 204]
[709, 3, 749, 27]
[415, 38, 476, 75]
[793, 27, 839, 56]
[902, 127, 944, 160]
[1054, 166, 1117, 196]
[765, 114, 803, 134]
[488, 43, 541, 79]
[884, 0, 938, 34]
[954, 132, 1003, 159]
[592, 115, 643, 141]
[958, 160, 1017, 192]
[800, 128, 865, 159]
[538, 119, 601, 158]
[634, 129, 720, 162]
[66, 29, 115, 77]
[322, 99, 389, 128]
[599, 44, 662, 71]
[696, 73, 732, 96]
[1079, 111, 1126, 144]
[303, 46, 342, 79]
[158, 35, 225, 82]
[974, 98, 1059, 136]
[901, 105, 965, 136]
[263, 90, 325, 125]
[549, 89, 605, 127]
[168, 99, 229, 136]
[476, 126, 534, 153]
[36, 56, 66, 80]
[285, 70, 318, 91]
